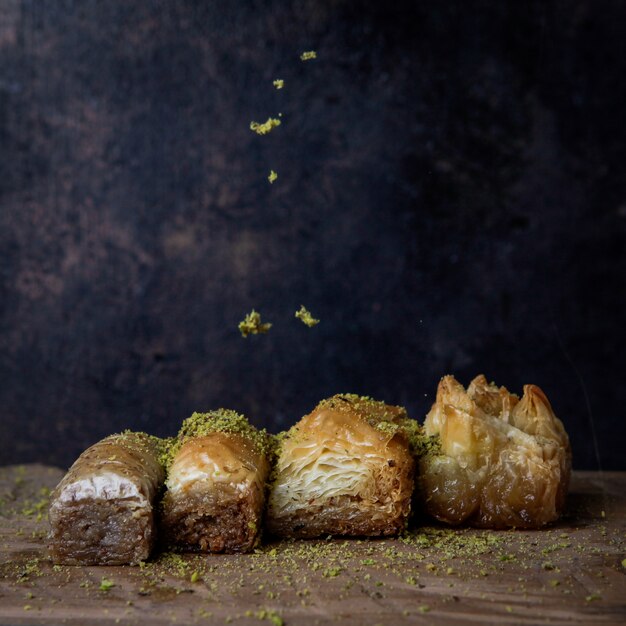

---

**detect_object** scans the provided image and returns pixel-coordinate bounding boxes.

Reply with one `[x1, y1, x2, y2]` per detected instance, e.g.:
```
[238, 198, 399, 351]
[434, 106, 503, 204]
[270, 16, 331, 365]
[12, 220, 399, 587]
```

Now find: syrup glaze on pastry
[419, 375, 571, 529]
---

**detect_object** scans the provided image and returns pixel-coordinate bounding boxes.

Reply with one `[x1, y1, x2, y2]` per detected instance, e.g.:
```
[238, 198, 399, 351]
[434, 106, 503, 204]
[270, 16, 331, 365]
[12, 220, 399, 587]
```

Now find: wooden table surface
[0, 466, 624, 626]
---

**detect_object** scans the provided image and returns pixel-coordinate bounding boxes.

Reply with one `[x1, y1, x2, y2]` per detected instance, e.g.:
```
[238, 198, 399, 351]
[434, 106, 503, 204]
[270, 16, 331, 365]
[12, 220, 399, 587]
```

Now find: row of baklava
[48, 374, 572, 565]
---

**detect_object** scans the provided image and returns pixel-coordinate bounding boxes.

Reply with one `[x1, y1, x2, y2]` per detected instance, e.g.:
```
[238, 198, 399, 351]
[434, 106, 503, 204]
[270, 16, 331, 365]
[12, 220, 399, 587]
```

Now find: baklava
[267, 394, 418, 538]
[160, 410, 270, 553]
[419, 375, 571, 528]
[48, 432, 165, 565]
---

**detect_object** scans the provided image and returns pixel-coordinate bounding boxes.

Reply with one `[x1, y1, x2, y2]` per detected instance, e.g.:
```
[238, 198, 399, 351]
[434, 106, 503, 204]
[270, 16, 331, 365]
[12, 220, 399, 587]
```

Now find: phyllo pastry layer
[48, 432, 165, 565]
[267, 394, 418, 538]
[419, 375, 571, 529]
[160, 410, 270, 553]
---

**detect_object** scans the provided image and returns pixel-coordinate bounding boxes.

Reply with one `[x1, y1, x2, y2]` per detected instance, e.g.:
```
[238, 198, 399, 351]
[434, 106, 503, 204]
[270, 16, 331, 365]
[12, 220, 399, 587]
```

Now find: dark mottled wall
[0, 1, 624, 469]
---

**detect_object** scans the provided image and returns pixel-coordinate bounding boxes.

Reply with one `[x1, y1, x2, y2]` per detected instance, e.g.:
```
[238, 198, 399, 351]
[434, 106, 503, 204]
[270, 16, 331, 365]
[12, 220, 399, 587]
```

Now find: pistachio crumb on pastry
[419, 375, 571, 529]
[160, 410, 271, 553]
[267, 394, 419, 538]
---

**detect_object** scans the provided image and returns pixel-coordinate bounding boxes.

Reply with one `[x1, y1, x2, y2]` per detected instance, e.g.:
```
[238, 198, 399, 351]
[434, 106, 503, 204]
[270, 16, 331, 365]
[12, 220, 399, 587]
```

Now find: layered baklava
[160, 410, 271, 553]
[267, 394, 418, 538]
[48, 432, 165, 565]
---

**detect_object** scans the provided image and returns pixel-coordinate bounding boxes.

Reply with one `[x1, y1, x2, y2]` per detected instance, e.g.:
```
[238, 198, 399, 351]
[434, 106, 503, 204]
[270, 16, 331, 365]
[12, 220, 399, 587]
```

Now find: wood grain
[0, 465, 625, 625]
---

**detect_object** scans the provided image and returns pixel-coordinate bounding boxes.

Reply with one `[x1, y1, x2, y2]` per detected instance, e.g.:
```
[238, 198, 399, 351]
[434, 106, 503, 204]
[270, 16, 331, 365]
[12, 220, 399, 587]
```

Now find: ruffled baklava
[419, 375, 571, 528]
[267, 394, 418, 538]
[160, 410, 270, 553]
[48, 432, 165, 565]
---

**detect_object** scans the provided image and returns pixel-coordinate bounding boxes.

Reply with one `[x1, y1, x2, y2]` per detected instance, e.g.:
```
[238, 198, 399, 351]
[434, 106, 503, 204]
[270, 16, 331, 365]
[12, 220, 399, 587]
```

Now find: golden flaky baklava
[160, 410, 271, 553]
[267, 394, 419, 538]
[48, 432, 165, 565]
[419, 375, 571, 529]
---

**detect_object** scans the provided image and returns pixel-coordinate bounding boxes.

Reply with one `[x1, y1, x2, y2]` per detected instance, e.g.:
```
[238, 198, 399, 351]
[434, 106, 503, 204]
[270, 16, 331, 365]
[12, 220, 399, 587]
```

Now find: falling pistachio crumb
[250, 118, 281, 135]
[273, 79, 284, 89]
[295, 305, 320, 327]
[238, 310, 272, 337]
[300, 50, 317, 61]
[268, 170, 278, 184]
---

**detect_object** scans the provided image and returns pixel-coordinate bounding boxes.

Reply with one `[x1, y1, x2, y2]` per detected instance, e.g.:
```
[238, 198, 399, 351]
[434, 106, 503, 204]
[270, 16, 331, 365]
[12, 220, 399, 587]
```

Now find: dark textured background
[0, 1, 624, 469]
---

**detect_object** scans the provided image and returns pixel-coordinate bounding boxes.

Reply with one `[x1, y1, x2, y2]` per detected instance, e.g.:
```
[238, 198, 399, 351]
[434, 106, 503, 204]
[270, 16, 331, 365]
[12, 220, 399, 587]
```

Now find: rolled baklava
[419, 375, 571, 529]
[267, 394, 418, 538]
[160, 410, 270, 553]
[48, 432, 165, 565]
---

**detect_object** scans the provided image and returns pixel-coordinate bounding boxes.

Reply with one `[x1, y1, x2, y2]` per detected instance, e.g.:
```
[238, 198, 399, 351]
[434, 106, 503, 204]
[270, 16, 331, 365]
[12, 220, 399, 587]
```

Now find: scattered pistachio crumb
[549, 579, 560, 587]
[323, 567, 342, 578]
[99, 578, 115, 591]
[418, 605, 430, 613]
[505, 606, 513, 613]
[300, 50, 317, 61]
[23, 605, 32, 611]
[295, 305, 320, 327]
[585, 593, 601, 602]
[190, 571, 200, 583]
[256, 609, 283, 626]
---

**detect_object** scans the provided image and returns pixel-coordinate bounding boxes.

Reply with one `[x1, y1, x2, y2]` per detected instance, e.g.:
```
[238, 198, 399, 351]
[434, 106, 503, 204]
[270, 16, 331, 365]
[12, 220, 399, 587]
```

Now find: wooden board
[1, 465, 625, 625]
